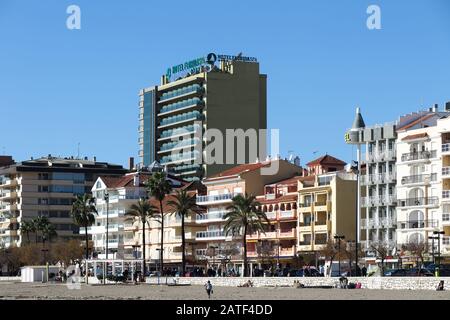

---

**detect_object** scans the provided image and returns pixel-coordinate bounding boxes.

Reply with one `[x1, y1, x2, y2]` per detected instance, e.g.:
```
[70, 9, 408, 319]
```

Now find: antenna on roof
[77, 143, 80, 159]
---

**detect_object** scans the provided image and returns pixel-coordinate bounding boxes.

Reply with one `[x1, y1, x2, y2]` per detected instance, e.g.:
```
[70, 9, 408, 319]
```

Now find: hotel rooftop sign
[165, 52, 257, 81]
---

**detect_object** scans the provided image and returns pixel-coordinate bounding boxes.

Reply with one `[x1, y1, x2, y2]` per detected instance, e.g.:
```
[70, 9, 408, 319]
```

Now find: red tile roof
[206, 162, 271, 180]
[269, 175, 314, 186]
[306, 155, 346, 167]
[397, 114, 435, 131]
[257, 193, 298, 205]
[401, 133, 429, 141]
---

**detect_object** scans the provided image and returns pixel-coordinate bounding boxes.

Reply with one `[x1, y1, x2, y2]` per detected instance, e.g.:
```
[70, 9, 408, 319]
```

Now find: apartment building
[248, 175, 308, 269]
[138, 52, 267, 181]
[88, 171, 158, 260]
[297, 156, 357, 260]
[195, 159, 303, 274]
[146, 182, 205, 270]
[0, 156, 127, 248]
[396, 107, 450, 260]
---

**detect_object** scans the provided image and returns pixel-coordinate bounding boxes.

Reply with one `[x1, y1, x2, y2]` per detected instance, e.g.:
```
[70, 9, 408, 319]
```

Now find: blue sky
[0, 0, 450, 167]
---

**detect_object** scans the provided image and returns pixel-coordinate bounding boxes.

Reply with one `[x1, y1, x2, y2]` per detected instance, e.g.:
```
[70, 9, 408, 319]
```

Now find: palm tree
[224, 193, 269, 277]
[125, 198, 158, 277]
[167, 190, 201, 275]
[42, 223, 57, 245]
[146, 171, 172, 273]
[34, 216, 50, 244]
[20, 220, 34, 243]
[71, 194, 97, 260]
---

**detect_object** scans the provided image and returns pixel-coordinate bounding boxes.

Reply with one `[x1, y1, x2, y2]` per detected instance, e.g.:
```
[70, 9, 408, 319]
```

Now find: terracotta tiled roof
[206, 162, 270, 180]
[257, 193, 298, 205]
[306, 155, 346, 167]
[401, 133, 429, 141]
[270, 175, 314, 186]
[397, 114, 435, 131]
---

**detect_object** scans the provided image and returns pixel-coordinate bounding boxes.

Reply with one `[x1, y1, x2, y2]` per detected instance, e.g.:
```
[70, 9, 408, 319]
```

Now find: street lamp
[428, 236, 438, 265]
[433, 231, 445, 273]
[209, 245, 218, 273]
[346, 160, 360, 271]
[334, 235, 345, 277]
[104, 191, 110, 260]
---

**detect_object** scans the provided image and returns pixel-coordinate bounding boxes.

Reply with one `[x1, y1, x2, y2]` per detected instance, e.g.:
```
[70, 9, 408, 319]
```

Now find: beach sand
[0, 282, 449, 300]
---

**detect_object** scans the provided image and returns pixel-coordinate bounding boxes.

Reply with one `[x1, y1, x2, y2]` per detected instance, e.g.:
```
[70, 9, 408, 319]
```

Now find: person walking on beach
[361, 266, 367, 277]
[205, 280, 213, 299]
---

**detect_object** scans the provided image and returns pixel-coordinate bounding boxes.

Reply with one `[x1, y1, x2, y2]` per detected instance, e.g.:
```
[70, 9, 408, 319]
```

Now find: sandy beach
[0, 282, 449, 300]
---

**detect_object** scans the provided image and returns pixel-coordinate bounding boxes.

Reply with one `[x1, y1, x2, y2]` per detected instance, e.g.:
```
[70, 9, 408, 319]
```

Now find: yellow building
[297, 156, 357, 260]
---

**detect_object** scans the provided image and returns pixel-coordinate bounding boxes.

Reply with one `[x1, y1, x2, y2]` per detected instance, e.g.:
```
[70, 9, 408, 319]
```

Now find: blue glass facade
[143, 89, 156, 166]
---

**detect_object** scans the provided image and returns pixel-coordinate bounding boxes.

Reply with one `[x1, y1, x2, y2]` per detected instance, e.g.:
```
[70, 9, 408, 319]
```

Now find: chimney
[446, 101, 450, 112]
[93, 156, 97, 162]
[133, 173, 139, 187]
[129, 157, 135, 171]
[433, 104, 439, 112]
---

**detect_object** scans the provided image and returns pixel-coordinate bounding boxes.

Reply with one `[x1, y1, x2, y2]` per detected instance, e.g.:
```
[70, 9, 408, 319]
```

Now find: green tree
[224, 194, 269, 277]
[125, 199, 157, 277]
[19, 220, 34, 243]
[167, 190, 201, 275]
[42, 223, 57, 245]
[71, 194, 97, 260]
[146, 171, 173, 273]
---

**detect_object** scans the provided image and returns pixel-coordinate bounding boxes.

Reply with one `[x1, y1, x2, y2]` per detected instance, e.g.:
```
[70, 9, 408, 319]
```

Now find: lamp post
[210, 245, 218, 273]
[334, 235, 345, 277]
[428, 236, 438, 265]
[104, 191, 110, 260]
[346, 161, 360, 272]
[433, 231, 445, 273]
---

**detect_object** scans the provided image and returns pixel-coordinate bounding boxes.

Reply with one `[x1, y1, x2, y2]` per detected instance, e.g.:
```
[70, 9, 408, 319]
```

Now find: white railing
[196, 230, 225, 239]
[265, 212, 277, 220]
[279, 210, 295, 219]
[196, 211, 226, 221]
[196, 193, 241, 204]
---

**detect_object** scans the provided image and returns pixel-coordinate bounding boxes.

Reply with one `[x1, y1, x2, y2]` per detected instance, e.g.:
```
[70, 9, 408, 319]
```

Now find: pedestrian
[361, 265, 367, 277]
[319, 265, 324, 276]
[437, 280, 445, 291]
[205, 280, 213, 299]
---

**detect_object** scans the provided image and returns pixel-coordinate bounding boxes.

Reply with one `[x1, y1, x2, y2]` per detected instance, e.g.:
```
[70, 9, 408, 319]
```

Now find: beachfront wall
[145, 276, 450, 290]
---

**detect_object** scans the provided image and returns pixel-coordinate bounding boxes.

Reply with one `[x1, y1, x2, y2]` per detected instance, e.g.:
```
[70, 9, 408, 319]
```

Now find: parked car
[289, 268, 323, 277]
[425, 264, 450, 276]
[406, 268, 434, 277]
[384, 269, 408, 277]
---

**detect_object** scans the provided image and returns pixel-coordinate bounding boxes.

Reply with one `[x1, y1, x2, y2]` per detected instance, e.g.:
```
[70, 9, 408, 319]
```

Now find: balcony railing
[397, 219, 438, 229]
[196, 230, 225, 239]
[397, 197, 439, 207]
[401, 150, 436, 162]
[279, 210, 296, 219]
[158, 97, 203, 116]
[265, 212, 277, 220]
[159, 84, 203, 103]
[401, 173, 437, 185]
[196, 211, 226, 221]
[196, 193, 241, 204]
[314, 239, 328, 245]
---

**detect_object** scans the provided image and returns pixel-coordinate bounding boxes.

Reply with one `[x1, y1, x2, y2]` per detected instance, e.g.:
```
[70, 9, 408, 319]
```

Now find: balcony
[278, 229, 296, 238]
[401, 150, 436, 163]
[298, 241, 312, 251]
[362, 195, 396, 207]
[397, 197, 439, 208]
[265, 212, 277, 220]
[298, 203, 313, 213]
[160, 151, 199, 166]
[158, 124, 201, 142]
[196, 211, 226, 222]
[157, 112, 202, 130]
[158, 84, 203, 104]
[398, 219, 439, 229]
[314, 200, 330, 211]
[196, 193, 241, 205]
[279, 246, 296, 256]
[260, 231, 278, 239]
[279, 210, 296, 219]
[158, 138, 200, 154]
[158, 97, 203, 117]
[400, 173, 437, 186]
[196, 230, 225, 240]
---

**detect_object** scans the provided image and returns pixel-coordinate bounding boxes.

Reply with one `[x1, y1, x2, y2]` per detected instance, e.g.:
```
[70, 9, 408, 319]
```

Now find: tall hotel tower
[138, 53, 267, 181]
